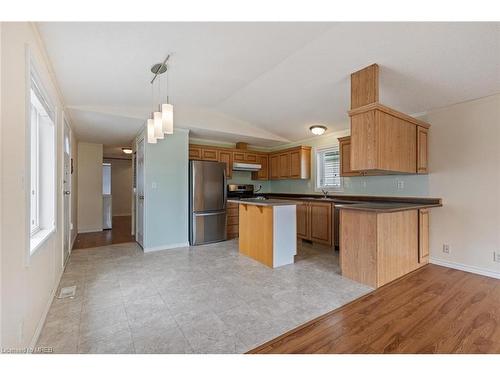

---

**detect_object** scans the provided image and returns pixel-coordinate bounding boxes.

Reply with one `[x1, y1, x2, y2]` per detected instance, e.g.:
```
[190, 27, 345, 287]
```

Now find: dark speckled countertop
[262, 193, 442, 213]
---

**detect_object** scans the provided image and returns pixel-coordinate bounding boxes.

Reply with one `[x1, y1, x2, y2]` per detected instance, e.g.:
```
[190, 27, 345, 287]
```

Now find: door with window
[136, 138, 145, 247]
[63, 121, 72, 263]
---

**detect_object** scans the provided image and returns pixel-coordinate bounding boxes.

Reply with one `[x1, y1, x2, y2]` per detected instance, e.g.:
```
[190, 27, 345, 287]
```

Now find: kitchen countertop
[227, 198, 298, 207]
[336, 202, 442, 212]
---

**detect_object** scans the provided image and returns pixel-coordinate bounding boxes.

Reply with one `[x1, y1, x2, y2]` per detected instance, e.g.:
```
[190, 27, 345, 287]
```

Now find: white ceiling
[37, 22, 500, 147]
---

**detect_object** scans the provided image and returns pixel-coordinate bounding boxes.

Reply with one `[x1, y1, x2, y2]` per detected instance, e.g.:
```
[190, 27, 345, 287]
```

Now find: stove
[227, 184, 265, 200]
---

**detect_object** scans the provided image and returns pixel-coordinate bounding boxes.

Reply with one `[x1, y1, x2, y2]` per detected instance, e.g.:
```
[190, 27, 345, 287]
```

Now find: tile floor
[37, 240, 372, 353]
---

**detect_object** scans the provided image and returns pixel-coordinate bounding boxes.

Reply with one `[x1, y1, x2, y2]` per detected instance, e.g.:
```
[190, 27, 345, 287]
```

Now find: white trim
[77, 228, 103, 234]
[29, 267, 63, 349]
[143, 242, 190, 253]
[430, 257, 500, 280]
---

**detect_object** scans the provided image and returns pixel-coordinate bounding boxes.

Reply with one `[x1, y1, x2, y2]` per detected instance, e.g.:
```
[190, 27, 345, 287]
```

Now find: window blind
[317, 146, 341, 189]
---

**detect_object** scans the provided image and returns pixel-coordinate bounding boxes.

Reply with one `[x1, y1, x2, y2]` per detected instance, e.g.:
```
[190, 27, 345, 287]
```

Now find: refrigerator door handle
[194, 211, 225, 217]
[223, 168, 227, 209]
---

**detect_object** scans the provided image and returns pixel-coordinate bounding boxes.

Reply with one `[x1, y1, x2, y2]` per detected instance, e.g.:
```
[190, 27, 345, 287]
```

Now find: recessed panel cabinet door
[418, 209, 429, 263]
[270, 155, 280, 179]
[296, 202, 310, 239]
[290, 150, 301, 178]
[219, 151, 232, 179]
[202, 148, 219, 161]
[309, 202, 332, 246]
[279, 153, 290, 178]
[417, 126, 428, 174]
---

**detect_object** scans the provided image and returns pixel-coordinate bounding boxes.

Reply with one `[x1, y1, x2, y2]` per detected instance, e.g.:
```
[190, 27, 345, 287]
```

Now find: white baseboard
[29, 268, 64, 349]
[430, 257, 500, 280]
[143, 242, 190, 253]
[77, 228, 103, 234]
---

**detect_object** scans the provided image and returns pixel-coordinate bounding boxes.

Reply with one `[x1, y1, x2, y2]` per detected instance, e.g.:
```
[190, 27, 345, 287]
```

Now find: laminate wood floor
[73, 215, 135, 250]
[249, 264, 500, 354]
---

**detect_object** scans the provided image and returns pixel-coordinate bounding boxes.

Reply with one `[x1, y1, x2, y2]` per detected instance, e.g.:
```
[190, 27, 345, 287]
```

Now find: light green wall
[191, 127, 429, 197]
[144, 129, 189, 249]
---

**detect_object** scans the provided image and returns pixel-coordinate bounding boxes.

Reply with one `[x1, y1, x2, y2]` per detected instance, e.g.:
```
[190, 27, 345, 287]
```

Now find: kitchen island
[339, 203, 439, 288]
[228, 199, 297, 268]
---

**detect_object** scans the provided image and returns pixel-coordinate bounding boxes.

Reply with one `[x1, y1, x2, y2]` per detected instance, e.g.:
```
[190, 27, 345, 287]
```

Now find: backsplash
[270, 174, 429, 197]
[227, 171, 271, 193]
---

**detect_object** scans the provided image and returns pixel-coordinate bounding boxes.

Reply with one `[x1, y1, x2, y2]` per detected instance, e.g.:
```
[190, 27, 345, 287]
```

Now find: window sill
[30, 227, 55, 255]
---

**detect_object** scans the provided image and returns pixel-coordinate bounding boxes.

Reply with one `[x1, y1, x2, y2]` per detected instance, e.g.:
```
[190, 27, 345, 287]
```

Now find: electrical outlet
[362, 181, 367, 189]
[396, 180, 405, 190]
[443, 244, 450, 254]
[494, 252, 500, 263]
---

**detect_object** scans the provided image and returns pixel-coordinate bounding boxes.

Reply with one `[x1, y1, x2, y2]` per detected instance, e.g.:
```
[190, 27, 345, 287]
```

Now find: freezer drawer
[190, 211, 227, 245]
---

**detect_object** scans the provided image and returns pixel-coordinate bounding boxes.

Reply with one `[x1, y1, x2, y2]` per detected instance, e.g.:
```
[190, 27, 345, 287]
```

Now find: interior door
[136, 138, 145, 247]
[63, 121, 71, 263]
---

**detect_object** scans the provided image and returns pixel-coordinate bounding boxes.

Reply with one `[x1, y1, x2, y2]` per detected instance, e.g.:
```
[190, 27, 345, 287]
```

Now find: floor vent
[57, 286, 77, 299]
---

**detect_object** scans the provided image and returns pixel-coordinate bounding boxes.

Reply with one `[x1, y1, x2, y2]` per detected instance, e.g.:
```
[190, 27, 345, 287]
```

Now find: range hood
[232, 162, 262, 172]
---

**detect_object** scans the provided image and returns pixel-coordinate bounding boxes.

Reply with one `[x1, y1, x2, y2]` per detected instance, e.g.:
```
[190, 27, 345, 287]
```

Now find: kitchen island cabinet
[229, 199, 297, 268]
[340, 206, 431, 288]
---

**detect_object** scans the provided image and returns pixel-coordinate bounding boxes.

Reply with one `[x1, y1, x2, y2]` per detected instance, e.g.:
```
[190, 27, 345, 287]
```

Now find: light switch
[152, 182, 157, 189]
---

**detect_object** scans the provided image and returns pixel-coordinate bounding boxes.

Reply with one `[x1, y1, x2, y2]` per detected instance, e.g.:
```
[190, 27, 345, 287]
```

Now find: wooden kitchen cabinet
[340, 208, 427, 288]
[252, 155, 269, 180]
[417, 126, 429, 174]
[233, 151, 245, 162]
[201, 148, 219, 161]
[309, 201, 332, 245]
[226, 202, 239, 240]
[269, 154, 280, 179]
[279, 153, 290, 178]
[348, 104, 430, 174]
[269, 146, 311, 180]
[418, 208, 429, 264]
[188, 144, 310, 181]
[294, 200, 332, 246]
[338, 136, 362, 177]
[296, 201, 310, 239]
[219, 150, 232, 179]
[188, 145, 202, 160]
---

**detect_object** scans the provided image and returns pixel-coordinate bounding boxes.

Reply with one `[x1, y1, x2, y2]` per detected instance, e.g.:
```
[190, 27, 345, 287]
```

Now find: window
[316, 146, 342, 191]
[29, 69, 56, 253]
[102, 163, 111, 195]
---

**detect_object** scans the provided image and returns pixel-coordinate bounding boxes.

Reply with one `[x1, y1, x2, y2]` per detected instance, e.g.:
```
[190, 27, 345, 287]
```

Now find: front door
[63, 121, 72, 263]
[136, 138, 144, 247]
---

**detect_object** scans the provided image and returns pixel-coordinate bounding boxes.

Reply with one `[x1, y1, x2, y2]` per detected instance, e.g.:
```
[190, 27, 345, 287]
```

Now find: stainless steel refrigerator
[189, 160, 227, 245]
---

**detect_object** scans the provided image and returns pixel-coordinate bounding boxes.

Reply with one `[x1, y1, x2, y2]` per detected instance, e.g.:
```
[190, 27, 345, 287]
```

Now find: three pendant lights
[147, 55, 174, 144]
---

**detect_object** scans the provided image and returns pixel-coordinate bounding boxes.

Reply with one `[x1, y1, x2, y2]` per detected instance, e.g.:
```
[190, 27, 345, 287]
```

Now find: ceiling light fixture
[122, 147, 133, 154]
[147, 54, 174, 144]
[309, 125, 327, 136]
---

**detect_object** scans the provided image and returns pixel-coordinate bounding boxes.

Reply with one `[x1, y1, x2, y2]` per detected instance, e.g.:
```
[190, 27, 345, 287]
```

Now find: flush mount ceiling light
[147, 54, 174, 144]
[121, 147, 133, 154]
[309, 125, 327, 136]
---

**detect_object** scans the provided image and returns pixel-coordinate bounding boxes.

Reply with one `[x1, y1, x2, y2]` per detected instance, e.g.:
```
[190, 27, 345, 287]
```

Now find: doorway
[63, 120, 72, 264]
[135, 138, 144, 247]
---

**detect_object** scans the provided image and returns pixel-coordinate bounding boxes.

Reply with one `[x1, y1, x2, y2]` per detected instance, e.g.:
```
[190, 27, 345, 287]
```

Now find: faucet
[321, 189, 329, 198]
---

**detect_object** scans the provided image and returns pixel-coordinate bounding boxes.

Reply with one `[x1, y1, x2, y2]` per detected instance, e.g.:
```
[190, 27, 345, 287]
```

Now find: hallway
[73, 216, 135, 250]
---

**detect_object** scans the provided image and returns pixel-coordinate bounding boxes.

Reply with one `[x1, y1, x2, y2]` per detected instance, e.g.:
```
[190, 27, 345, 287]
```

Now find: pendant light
[147, 119, 157, 144]
[147, 54, 173, 143]
[161, 61, 174, 134]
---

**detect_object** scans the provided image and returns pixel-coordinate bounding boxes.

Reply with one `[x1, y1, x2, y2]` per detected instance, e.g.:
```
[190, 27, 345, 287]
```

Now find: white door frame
[135, 136, 145, 248]
[62, 116, 72, 264]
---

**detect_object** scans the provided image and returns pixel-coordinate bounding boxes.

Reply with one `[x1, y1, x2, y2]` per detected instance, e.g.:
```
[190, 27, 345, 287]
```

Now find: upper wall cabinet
[269, 146, 311, 180]
[348, 104, 430, 174]
[189, 144, 311, 181]
[347, 64, 430, 175]
[338, 136, 362, 177]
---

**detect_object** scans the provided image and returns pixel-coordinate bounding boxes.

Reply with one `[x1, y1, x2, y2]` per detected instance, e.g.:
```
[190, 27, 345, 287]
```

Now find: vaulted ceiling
[37, 22, 500, 147]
